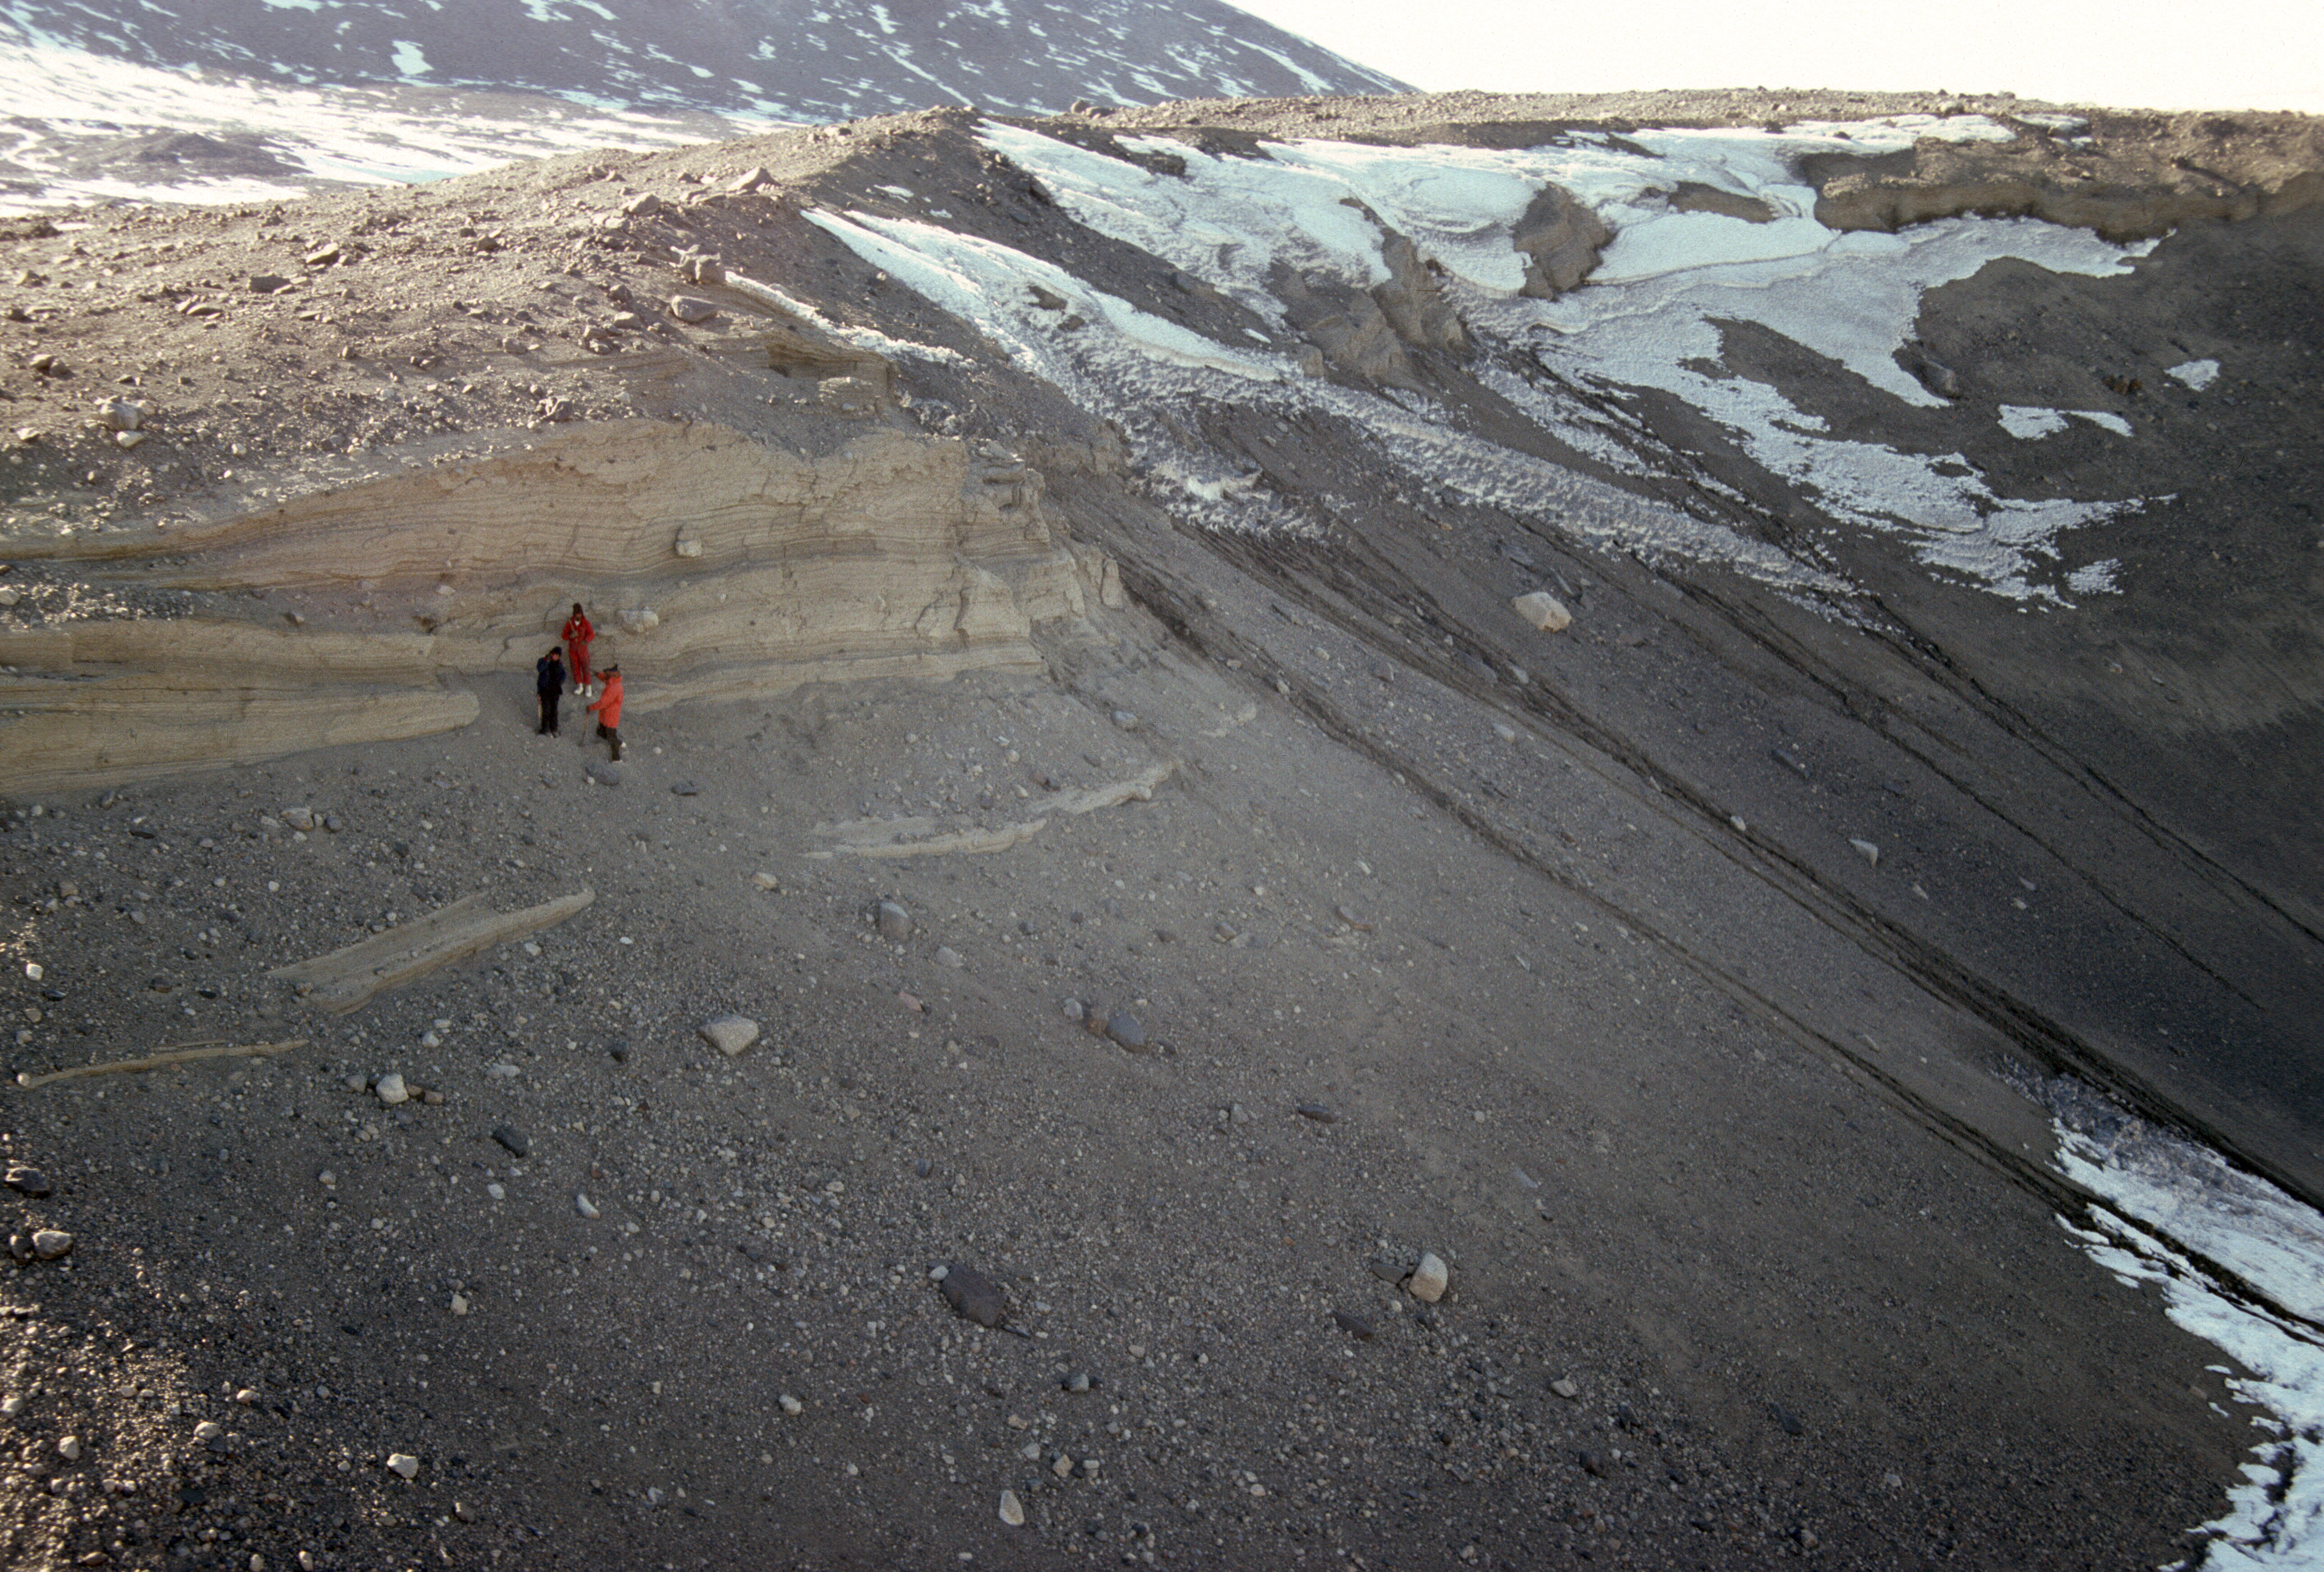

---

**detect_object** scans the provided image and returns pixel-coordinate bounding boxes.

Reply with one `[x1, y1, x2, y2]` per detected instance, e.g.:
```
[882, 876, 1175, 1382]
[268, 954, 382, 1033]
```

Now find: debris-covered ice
[969, 119, 2159, 603]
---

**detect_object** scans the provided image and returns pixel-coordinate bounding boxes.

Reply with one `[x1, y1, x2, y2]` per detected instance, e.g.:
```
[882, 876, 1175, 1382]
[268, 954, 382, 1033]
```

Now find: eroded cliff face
[0, 421, 1097, 796]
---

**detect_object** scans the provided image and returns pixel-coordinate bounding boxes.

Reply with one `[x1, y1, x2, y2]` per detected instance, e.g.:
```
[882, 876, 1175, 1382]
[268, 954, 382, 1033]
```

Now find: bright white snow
[0, 40, 783, 209]
[2000, 405, 2071, 439]
[2054, 1108, 2324, 1567]
[980, 119, 2157, 602]
[2170, 358, 2224, 391]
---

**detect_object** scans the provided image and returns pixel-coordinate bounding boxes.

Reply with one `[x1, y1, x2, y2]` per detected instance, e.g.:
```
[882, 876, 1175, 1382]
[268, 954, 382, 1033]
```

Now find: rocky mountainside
[0, 0, 1408, 121]
[0, 87, 2315, 1572]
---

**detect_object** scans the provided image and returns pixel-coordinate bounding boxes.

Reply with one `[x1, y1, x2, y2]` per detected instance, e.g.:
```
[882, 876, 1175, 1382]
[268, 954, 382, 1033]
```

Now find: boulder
[1513, 591, 1573, 632]
[698, 1015, 760, 1057]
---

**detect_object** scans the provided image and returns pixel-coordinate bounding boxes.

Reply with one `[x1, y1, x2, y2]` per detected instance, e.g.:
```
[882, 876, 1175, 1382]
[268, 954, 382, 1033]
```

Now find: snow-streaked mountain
[0, 0, 1409, 123]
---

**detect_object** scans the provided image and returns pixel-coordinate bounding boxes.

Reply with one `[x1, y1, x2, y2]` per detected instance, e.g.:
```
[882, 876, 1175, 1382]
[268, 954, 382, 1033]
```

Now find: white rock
[1408, 1251, 1449, 1303]
[386, 1452, 420, 1480]
[751, 872, 781, 891]
[56, 1434, 80, 1461]
[193, 1421, 223, 1442]
[934, 946, 963, 969]
[1550, 1377, 1580, 1400]
[1511, 591, 1572, 633]
[1850, 838, 1880, 867]
[280, 806, 316, 832]
[998, 1488, 1026, 1527]
[698, 1015, 760, 1057]
[574, 1193, 600, 1220]
[618, 605, 659, 634]
[1493, 722, 1518, 742]
[778, 1393, 803, 1416]
[450, 1293, 469, 1316]
[30, 1229, 72, 1260]
[374, 1073, 408, 1106]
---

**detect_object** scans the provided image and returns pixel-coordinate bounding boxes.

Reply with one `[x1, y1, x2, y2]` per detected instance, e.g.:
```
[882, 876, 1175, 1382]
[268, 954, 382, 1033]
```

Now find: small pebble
[1550, 1377, 1580, 1400]
[1408, 1251, 1449, 1303]
[56, 1435, 80, 1461]
[1295, 1103, 1338, 1123]
[574, 1194, 600, 1220]
[29, 1228, 71, 1260]
[491, 1126, 530, 1158]
[193, 1421, 223, 1443]
[778, 1393, 803, 1416]
[386, 1452, 420, 1480]
[374, 1072, 408, 1106]
[934, 946, 963, 968]
[998, 1488, 1025, 1527]
[4, 1164, 51, 1198]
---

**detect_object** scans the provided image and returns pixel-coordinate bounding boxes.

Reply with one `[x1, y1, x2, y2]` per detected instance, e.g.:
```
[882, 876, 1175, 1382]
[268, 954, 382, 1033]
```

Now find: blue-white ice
[978, 119, 2155, 602]
[806, 200, 1839, 588]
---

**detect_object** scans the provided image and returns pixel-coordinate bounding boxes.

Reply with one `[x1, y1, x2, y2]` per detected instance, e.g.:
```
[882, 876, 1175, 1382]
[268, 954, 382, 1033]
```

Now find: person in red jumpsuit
[587, 665, 624, 762]
[561, 602, 595, 695]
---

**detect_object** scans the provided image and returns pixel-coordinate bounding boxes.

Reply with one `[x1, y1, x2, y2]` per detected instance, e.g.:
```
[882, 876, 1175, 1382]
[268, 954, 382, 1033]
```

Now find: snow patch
[2169, 358, 2223, 391]
[1999, 405, 2070, 439]
[983, 119, 2158, 602]
[389, 40, 430, 79]
[0, 40, 785, 208]
[2066, 559, 2122, 595]
[2052, 1101, 2324, 1567]
[2069, 409, 2134, 437]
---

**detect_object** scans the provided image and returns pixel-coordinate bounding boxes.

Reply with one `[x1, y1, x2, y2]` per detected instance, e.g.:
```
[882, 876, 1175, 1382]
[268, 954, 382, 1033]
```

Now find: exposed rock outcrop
[1512, 183, 1614, 296]
[1811, 109, 2324, 240]
[0, 423, 1090, 796]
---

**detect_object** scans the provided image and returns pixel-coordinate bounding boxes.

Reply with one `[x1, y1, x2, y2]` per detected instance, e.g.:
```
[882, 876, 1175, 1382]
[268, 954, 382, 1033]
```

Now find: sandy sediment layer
[0, 421, 1095, 797]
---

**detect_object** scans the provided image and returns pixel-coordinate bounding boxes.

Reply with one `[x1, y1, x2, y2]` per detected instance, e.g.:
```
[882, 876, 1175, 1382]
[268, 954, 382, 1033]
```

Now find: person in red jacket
[586, 665, 624, 762]
[560, 602, 595, 695]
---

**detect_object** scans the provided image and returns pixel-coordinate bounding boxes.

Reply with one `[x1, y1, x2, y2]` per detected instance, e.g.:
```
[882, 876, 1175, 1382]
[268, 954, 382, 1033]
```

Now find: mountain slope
[0, 89, 2316, 1572]
[0, 0, 1410, 121]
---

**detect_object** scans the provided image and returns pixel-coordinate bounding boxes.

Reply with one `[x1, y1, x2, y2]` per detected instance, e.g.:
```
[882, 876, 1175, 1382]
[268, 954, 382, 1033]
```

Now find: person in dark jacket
[535, 647, 567, 736]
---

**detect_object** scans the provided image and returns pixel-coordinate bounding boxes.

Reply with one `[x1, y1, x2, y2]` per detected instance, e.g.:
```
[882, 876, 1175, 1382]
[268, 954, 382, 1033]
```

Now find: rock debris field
[0, 85, 2313, 1571]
